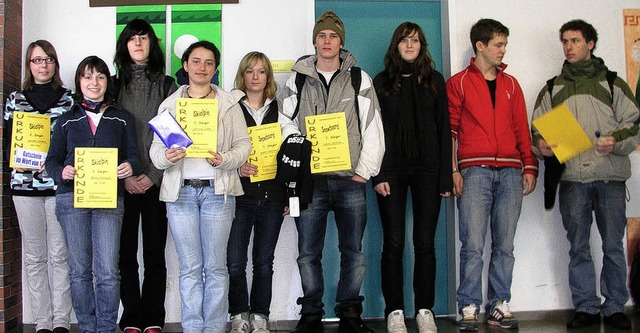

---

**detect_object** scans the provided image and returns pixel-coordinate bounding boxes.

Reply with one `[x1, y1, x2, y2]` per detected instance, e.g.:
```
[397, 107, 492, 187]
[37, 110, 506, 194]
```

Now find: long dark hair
[23, 40, 64, 91]
[73, 56, 113, 104]
[379, 22, 437, 97]
[114, 19, 165, 87]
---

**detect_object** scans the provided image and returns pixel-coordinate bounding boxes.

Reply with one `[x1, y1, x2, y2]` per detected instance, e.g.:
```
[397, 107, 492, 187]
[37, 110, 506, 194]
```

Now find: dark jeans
[295, 175, 367, 317]
[376, 172, 441, 317]
[118, 185, 168, 330]
[227, 196, 286, 317]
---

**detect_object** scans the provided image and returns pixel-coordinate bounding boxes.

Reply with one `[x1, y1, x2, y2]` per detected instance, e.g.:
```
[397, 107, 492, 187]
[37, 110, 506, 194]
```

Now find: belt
[183, 179, 214, 187]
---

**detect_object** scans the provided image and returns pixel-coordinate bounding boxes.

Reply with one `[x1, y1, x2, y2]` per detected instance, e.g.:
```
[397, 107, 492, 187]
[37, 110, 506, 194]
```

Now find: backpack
[546, 70, 617, 103]
[292, 67, 362, 131]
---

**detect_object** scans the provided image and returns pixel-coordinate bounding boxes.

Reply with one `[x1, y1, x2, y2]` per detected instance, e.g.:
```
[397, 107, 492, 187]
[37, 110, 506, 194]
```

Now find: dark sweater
[115, 64, 177, 186]
[372, 70, 453, 194]
[45, 103, 142, 195]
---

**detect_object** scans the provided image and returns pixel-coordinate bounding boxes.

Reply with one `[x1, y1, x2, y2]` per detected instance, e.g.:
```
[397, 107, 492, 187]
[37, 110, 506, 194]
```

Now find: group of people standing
[3, 8, 639, 333]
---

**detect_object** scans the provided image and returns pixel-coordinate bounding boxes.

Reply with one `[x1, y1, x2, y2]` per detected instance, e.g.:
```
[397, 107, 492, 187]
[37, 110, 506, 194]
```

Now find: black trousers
[376, 172, 442, 317]
[118, 185, 168, 330]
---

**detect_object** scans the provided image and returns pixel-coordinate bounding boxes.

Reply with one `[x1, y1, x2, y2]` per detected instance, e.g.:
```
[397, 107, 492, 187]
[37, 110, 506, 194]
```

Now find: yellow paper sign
[74, 147, 118, 208]
[176, 98, 218, 158]
[271, 60, 295, 73]
[305, 112, 351, 173]
[9, 111, 51, 168]
[247, 123, 282, 182]
[532, 104, 593, 163]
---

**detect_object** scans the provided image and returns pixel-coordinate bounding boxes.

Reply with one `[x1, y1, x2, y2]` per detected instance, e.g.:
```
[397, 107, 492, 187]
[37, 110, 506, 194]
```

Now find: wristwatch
[452, 167, 459, 174]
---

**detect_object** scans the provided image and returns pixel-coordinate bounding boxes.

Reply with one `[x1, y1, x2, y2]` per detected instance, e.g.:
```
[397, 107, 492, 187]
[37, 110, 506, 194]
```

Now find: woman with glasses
[3, 40, 73, 333]
[150, 41, 251, 333]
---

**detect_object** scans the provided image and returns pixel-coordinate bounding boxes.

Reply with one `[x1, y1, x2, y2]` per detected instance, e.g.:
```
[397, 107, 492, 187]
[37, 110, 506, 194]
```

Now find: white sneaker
[250, 313, 270, 333]
[459, 304, 478, 331]
[386, 309, 408, 333]
[416, 309, 437, 333]
[230, 312, 250, 333]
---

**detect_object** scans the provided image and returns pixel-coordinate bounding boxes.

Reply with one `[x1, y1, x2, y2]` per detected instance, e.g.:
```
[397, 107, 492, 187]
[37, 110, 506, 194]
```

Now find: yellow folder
[532, 104, 593, 163]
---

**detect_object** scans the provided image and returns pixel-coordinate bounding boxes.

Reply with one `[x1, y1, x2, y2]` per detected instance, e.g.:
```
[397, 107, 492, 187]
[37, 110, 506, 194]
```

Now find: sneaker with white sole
[230, 312, 250, 333]
[250, 313, 270, 333]
[458, 304, 478, 331]
[386, 309, 408, 333]
[416, 309, 437, 333]
[487, 300, 518, 329]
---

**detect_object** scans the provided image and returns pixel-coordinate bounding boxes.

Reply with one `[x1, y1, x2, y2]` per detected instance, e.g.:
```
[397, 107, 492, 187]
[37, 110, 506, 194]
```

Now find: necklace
[186, 86, 213, 99]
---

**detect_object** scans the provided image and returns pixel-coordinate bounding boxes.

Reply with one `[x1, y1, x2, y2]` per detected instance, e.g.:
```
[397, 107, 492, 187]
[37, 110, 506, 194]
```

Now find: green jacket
[532, 57, 640, 182]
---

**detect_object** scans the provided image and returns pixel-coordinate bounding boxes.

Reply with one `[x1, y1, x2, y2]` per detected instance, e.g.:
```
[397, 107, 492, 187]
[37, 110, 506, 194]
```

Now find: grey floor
[310, 313, 640, 332]
[22, 310, 640, 332]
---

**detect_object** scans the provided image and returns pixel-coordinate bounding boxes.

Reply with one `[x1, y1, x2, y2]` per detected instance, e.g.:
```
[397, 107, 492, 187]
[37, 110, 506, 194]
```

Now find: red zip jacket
[447, 58, 538, 176]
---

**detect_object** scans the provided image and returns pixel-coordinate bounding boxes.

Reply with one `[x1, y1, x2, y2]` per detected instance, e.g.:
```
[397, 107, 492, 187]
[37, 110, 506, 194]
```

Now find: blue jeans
[227, 197, 286, 317]
[55, 192, 124, 333]
[558, 181, 628, 316]
[166, 185, 235, 333]
[456, 167, 523, 313]
[295, 175, 367, 317]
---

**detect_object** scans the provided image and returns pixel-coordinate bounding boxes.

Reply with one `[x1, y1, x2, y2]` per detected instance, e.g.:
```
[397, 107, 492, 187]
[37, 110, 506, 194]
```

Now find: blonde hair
[234, 51, 276, 104]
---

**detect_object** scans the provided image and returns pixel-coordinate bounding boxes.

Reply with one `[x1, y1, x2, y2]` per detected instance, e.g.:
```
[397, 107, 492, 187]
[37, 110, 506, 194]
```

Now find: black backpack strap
[350, 67, 362, 133]
[546, 76, 557, 99]
[605, 70, 617, 102]
[293, 67, 362, 128]
[292, 72, 307, 120]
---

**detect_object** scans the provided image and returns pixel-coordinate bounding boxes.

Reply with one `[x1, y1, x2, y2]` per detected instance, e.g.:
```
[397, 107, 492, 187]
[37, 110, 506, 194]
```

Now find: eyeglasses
[30, 57, 55, 64]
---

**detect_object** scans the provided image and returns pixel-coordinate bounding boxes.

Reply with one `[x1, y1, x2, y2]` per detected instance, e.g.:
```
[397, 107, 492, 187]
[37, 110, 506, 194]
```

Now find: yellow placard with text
[176, 98, 218, 158]
[74, 147, 118, 208]
[247, 123, 282, 182]
[305, 112, 351, 173]
[9, 111, 50, 168]
[532, 103, 593, 163]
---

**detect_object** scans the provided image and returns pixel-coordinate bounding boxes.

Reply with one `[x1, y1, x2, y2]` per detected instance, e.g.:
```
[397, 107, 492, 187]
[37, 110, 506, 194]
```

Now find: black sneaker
[604, 312, 632, 330]
[292, 313, 324, 333]
[566, 311, 601, 329]
[338, 317, 374, 333]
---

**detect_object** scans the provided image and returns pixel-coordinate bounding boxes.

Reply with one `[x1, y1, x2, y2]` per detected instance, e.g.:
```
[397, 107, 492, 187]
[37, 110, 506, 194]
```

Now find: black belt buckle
[185, 179, 208, 187]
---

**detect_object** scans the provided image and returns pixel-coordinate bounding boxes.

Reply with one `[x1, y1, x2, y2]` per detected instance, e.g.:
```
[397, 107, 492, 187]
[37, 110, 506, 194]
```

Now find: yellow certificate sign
[305, 112, 351, 173]
[176, 98, 218, 158]
[247, 123, 282, 182]
[74, 147, 118, 208]
[532, 103, 593, 163]
[9, 111, 51, 168]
